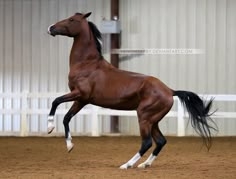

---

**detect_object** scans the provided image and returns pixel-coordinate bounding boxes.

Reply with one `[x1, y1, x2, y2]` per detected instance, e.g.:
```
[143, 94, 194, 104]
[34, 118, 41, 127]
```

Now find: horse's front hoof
[67, 143, 74, 153]
[47, 126, 55, 134]
[47, 116, 55, 134]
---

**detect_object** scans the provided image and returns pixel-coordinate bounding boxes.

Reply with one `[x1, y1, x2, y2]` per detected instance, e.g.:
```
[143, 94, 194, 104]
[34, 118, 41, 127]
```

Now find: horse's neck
[69, 34, 99, 67]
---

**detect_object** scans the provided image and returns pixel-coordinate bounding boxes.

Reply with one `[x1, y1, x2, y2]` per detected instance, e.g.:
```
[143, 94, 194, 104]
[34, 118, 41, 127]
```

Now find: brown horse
[47, 12, 216, 169]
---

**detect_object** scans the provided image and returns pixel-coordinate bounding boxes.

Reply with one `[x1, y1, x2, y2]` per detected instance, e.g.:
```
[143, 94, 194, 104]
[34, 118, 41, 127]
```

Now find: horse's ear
[83, 12, 92, 19]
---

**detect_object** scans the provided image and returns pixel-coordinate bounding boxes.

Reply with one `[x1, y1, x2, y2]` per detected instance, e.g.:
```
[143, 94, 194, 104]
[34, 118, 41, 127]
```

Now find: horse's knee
[139, 136, 152, 156]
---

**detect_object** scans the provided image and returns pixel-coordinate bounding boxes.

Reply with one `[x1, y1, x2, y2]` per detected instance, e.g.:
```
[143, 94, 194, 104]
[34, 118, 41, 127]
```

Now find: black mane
[88, 21, 102, 56]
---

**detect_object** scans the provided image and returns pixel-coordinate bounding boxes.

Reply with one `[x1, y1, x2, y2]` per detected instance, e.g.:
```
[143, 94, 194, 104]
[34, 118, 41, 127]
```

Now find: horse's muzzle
[48, 24, 56, 36]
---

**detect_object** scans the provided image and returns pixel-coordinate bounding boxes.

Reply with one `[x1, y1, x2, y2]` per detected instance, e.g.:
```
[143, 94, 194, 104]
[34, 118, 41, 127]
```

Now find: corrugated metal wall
[0, 0, 111, 135]
[0, 0, 111, 93]
[119, 0, 236, 136]
[0, 0, 235, 136]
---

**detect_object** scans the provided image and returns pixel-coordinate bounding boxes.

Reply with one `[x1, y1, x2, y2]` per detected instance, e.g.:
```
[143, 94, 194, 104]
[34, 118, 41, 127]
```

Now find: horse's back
[88, 62, 147, 109]
[88, 60, 173, 110]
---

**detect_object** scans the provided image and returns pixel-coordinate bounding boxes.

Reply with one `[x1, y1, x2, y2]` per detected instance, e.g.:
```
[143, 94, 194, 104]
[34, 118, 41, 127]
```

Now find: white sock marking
[138, 153, 157, 168]
[120, 153, 141, 169]
[66, 132, 74, 152]
[47, 116, 55, 133]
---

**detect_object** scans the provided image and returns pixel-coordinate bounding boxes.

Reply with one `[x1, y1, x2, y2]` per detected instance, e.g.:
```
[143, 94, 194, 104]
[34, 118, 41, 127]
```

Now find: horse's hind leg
[120, 99, 156, 169]
[133, 95, 172, 169]
[138, 124, 166, 168]
[63, 101, 84, 152]
[120, 118, 153, 169]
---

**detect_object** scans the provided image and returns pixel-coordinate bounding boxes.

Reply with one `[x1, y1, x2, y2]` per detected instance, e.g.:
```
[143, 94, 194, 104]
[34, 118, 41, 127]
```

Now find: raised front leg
[63, 101, 84, 152]
[47, 90, 80, 134]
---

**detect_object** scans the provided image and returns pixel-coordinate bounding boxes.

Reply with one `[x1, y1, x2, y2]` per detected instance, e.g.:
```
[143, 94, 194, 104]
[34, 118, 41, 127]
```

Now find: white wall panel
[0, 0, 4, 132]
[4, 0, 13, 131]
[226, 0, 236, 136]
[227, 0, 236, 100]
[120, 0, 236, 93]
[119, 0, 236, 136]
[0, 0, 111, 135]
[12, 0, 22, 132]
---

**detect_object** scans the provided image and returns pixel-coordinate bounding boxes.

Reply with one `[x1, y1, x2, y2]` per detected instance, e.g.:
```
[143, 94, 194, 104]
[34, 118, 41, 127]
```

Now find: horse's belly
[91, 96, 140, 110]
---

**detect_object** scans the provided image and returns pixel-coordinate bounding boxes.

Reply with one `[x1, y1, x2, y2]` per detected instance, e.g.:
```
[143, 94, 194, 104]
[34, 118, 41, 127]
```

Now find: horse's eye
[69, 18, 74, 22]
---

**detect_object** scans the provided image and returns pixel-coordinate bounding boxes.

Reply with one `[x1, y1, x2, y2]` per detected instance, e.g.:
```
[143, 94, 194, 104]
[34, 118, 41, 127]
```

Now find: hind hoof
[119, 163, 133, 169]
[137, 162, 151, 168]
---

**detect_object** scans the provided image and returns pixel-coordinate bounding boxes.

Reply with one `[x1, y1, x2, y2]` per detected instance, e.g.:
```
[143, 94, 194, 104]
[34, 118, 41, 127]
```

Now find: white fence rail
[0, 92, 236, 136]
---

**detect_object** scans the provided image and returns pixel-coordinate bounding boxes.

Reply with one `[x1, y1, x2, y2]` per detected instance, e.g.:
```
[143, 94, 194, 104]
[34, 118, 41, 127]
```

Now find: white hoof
[67, 143, 74, 153]
[47, 116, 55, 134]
[47, 126, 55, 134]
[119, 163, 133, 169]
[138, 162, 151, 169]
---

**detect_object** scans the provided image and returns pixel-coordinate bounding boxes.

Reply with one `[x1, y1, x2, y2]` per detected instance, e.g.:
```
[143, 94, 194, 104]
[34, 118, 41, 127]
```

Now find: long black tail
[173, 90, 217, 150]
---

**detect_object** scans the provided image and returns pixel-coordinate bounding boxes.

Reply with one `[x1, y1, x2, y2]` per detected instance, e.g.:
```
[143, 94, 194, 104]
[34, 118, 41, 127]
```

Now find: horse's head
[48, 12, 91, 37]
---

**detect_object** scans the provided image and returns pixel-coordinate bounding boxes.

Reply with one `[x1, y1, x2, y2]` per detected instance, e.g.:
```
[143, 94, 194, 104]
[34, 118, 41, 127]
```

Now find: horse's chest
[68, 72, 92, 100]
[68, 70, 89, 85]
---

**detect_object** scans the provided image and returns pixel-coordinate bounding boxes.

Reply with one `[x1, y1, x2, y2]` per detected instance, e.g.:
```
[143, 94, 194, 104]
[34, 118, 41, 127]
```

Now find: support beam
[110, 0, 120, 133]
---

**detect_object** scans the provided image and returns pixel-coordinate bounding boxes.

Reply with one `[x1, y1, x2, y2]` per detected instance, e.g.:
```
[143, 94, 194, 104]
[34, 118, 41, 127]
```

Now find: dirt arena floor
[0, 136, 235, 179]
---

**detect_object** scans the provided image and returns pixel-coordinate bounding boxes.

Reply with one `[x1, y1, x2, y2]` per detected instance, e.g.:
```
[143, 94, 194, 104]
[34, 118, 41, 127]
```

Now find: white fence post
[177, 99, 185, 136]
[20, 91, 28, 136]
[91, 105, 99, 136]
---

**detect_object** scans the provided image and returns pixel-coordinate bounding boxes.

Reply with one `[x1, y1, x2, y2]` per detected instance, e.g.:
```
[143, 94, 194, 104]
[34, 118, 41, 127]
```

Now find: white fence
[0, 92, 236, 136]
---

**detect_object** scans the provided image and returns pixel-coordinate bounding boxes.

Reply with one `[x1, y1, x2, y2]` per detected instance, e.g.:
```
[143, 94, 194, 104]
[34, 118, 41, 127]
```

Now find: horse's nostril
[50, 26, 55, 31]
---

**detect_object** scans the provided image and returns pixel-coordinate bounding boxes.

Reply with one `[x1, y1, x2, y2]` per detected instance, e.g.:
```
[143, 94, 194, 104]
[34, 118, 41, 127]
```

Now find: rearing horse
[47, 12, 216, 169]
